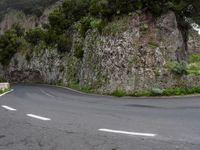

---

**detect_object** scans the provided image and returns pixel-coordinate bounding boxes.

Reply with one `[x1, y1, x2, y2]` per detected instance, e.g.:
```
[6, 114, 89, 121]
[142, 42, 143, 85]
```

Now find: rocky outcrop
[0, 1, 63, 34]
[1, 11, 200, 94]
[188, 29, 200, 54]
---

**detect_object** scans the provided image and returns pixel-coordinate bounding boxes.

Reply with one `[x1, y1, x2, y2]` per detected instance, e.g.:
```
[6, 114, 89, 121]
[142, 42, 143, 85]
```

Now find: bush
[49, 9, 66, 30]
[166, 61, 188, 75]
[148, 42, 159, 49]
[75, 16, 105, 36]
[11, 24, 25, 37]
[111, 89, 126, 97]
[89, 0, 112, 19]
[190, 54, 200, 63]
[68, 81, 92, 93]
[74, 43, 84, 59]
[163, 86, 200, 96]
[25, 28, 45, 45]
[57, 35, 72, 53]
[89, 0, 137, 19]
[43, 29, 58, 46]
[0, 29, 22, 66]
[62, 0, 90, 21]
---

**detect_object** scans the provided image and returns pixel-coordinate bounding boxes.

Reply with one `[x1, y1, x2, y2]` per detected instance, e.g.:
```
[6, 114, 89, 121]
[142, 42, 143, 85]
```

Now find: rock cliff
[0, 0, 62, 34]
[1, 11, 200, 94]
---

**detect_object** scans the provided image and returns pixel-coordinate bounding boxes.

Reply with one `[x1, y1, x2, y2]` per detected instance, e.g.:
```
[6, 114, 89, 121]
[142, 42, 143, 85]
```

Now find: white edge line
[98, 129, 157, 137]
[1, 105, 17, 111]
[26, 114, 51, 121]
[0, 89, 14, 97]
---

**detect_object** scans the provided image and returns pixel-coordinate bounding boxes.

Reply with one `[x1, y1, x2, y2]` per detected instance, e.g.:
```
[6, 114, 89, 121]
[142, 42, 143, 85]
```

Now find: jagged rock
[1, 11, 200, 94]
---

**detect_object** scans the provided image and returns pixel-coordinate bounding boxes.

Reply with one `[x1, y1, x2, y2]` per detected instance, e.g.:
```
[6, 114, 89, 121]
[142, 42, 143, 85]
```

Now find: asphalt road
[0, 84, 200, 150]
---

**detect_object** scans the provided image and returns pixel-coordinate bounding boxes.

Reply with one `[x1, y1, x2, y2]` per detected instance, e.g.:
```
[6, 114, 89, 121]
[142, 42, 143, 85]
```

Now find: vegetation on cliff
[1, 0, 200, 96]
[0, 0, 200, 65]
[0, 0, 199, 66]
[0, 0, 60, 20]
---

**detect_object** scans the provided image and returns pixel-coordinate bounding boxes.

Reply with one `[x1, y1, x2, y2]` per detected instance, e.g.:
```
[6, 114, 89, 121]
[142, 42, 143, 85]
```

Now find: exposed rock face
[0, 1, 63, 34]
[0, 10, 36, 35]
[1, 11, 200, 93]
[80, 12, 186, 93]
[188, 29, 200, 54]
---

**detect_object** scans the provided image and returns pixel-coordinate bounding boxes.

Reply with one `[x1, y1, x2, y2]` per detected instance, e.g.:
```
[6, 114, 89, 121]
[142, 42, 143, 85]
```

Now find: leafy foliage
[1, 0, 200, 66]
[0, 29, 23, 65]
[25, 28, 45, 45]
[166, 61, 188, 75]
[57, 34, 72, 53]
[74, 43, 84, 59]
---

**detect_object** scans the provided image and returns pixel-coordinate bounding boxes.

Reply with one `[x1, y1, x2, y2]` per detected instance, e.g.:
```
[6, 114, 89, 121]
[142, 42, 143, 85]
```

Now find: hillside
[0, 0, 60, 20]
[0, 0, 200, 96]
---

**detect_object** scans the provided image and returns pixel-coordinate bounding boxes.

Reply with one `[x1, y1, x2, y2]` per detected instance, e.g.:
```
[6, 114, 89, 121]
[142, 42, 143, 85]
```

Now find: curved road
[0, 84, 200, 150]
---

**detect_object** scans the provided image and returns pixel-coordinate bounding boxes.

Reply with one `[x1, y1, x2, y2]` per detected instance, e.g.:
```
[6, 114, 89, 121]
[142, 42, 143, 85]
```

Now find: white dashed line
[1, 105, 17, 111]
[26, 114, 51, 121]
[99, 129, 157, 137]
[0, 89, 14, 97]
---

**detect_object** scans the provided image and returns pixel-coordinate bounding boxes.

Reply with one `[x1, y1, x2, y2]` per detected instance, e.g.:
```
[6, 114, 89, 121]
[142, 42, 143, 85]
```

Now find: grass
[0, 88, 10, 95]
[68, 82, 93, 93]
[186, 53, 200, 75]
[110, 86, 200, 97]
[148, 42, 159, 49]
[103, 15, 132, 35]
[111, 89, 127, 97]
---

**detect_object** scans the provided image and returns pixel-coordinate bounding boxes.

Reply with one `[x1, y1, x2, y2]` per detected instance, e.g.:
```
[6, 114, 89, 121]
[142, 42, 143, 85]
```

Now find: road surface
[0, 84, 200, 150]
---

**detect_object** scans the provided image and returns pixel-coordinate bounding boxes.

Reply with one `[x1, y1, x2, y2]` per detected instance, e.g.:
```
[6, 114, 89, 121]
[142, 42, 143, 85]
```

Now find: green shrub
[90, 18, 105, 33]
[74, 43, 84, 59]
[163, 86, 200, 96]
[0, 29, 22, 66]
[75, 17, 92, 37]
[11, 24, 25, 37]
[89, 0, 138, 19]
[62, 0, 90, 21]
[0, 88, 10, 94]
[166, 61, 188, 75]
[25, 28, 45, 45]
[148, 42, 159, 49]
[103, 15, 131, 35]
[0, 78, 6, 82]
[57, 35, 72, 53]
[43, 29, 58, 46]
[111, 89, 126, 97]
[48, 9, 67, 31]
[190, 54, 200, 63]
[75, 16, 105, 36]
[187, 63, 200, 75]
[68, 81, 92, 93]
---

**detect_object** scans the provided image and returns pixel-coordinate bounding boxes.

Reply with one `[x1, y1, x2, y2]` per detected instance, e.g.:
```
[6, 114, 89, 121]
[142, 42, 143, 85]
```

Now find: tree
[25, 28, 45, 45]
[0, 29, 22, 65]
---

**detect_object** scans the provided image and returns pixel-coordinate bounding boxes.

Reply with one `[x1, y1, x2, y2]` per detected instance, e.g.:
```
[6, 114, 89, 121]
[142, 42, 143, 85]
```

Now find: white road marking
[40, 90, 55, 98]
[26, 114, 51, 121]
[99, 129, 157, 137]
[0, 89, 14, 97]
[1, 105, 17, 111]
